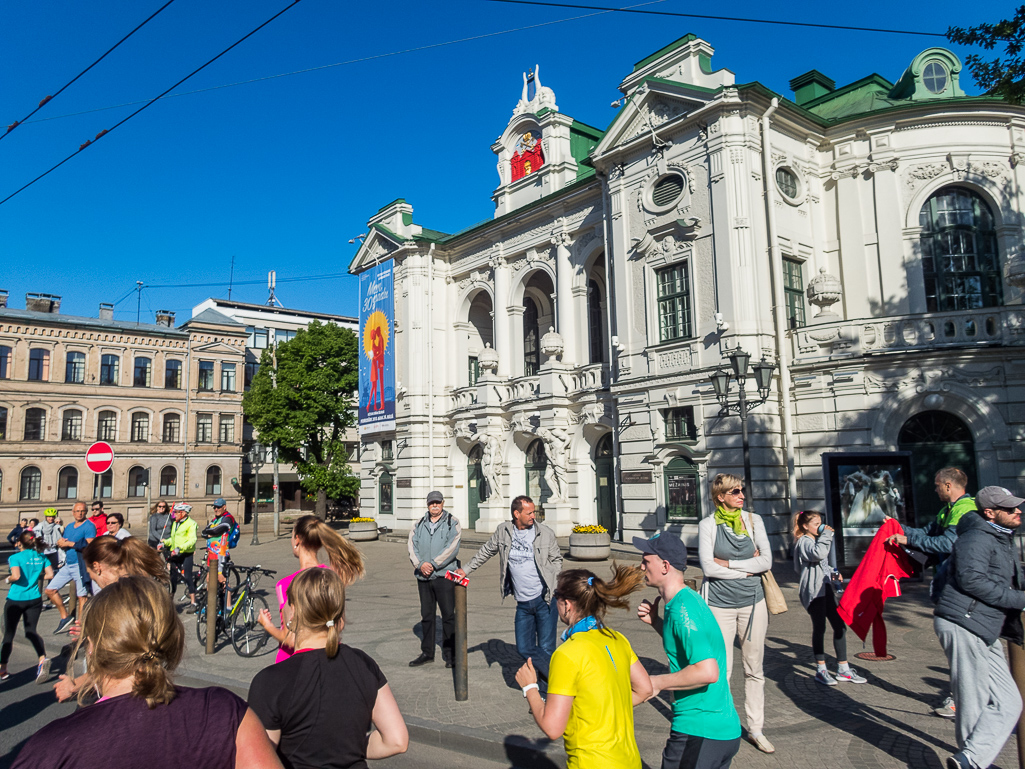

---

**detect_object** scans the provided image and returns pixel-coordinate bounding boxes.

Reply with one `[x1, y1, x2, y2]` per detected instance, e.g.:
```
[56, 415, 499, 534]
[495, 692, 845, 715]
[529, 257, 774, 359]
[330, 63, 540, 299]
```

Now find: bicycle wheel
[230, 593, 270, 657]
[196, 604, 207, 646]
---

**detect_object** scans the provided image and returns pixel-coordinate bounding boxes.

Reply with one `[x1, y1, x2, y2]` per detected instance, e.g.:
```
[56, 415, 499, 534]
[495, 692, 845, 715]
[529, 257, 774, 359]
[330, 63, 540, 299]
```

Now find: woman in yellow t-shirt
[516, 565, 653, 769]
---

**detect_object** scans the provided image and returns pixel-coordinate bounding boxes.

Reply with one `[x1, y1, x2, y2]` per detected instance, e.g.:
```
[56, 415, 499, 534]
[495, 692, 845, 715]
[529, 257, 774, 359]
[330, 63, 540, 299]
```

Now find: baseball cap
[426, 490, 444, 505]
[633, 531, 689, 572]
[976, 486, 1025, 511]
[213, 498, 227, 507]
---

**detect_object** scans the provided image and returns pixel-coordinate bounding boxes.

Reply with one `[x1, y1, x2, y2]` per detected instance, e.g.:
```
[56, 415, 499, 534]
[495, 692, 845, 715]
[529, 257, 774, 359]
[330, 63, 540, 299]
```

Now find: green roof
[570, 119, 605, 180]
[632, 34, 698, 72]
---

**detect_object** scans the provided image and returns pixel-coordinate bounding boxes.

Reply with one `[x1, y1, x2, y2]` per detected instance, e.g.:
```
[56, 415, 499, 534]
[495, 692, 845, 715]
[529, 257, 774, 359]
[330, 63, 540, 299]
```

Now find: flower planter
[569, 532, 611, 561]
[348, 520, 379, 542]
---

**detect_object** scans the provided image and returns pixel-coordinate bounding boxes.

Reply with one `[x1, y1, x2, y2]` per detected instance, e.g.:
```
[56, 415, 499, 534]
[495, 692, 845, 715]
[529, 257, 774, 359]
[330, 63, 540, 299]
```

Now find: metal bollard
[205, 560, 217, 655]
[1008, 636, 1025, 769]
[454, 579, 468, 701]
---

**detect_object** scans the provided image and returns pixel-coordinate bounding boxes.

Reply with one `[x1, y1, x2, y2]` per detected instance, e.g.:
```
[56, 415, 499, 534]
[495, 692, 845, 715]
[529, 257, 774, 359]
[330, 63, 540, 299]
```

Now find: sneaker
[185, 604, 198, 615]
[409, 653, 435, 667]
[935, 695, 956, 719]
[54, 616, 74, 635]
[35, 658, 51, 684]
[445, 659, 455, 669]
[815, 669, 837, 686]
[836, 667, 867, 684]
[747, 734, 775, 754]
[947, 753, 972, 769]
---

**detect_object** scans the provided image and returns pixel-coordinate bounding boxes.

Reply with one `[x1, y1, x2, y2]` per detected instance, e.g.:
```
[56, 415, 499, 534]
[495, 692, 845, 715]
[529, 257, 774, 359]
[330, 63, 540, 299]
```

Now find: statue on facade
[537, 426, 570, 501]
[479, 433, 504, 500]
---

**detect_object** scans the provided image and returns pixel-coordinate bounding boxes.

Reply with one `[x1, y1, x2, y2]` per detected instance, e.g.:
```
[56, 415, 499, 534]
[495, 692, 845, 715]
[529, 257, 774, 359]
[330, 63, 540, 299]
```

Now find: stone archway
[898, 411, 978, 525]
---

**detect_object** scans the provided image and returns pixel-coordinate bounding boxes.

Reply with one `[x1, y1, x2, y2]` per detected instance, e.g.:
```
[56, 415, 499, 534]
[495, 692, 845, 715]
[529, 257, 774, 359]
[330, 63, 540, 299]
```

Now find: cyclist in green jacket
[160, 503, 199, 613]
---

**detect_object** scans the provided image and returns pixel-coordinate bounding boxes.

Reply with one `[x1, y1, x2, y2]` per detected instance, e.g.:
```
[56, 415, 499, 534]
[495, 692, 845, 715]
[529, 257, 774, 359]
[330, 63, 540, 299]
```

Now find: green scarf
[714, 506, 747, 536]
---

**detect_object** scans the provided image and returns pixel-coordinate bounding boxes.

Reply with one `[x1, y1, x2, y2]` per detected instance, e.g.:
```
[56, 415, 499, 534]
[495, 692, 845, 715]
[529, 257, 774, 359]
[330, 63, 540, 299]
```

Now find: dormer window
[922, 61, 948, 94]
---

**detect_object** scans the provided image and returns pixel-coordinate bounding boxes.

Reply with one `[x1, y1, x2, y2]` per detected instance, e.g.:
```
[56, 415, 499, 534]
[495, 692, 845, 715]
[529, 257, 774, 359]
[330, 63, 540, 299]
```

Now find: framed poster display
[822, 451, 916, 567]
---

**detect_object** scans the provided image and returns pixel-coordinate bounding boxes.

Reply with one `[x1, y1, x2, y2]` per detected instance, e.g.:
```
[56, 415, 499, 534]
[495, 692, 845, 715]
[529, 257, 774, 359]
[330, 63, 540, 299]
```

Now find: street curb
[403, 714, 567, 768]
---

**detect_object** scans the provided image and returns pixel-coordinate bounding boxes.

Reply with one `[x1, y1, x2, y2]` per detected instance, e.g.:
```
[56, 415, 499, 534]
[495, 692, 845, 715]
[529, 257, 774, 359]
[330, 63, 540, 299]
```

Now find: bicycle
[196, 564, 276, 657]
[165, 548, 240, 604]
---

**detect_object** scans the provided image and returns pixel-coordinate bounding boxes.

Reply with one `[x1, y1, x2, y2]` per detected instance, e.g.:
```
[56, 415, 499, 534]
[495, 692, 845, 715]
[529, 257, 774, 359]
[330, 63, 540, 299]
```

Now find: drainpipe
[600, 179, 622, 541]
[427, 243, 435, 489]
[183, 335, 192, 503]
[760, 97, 798, 508]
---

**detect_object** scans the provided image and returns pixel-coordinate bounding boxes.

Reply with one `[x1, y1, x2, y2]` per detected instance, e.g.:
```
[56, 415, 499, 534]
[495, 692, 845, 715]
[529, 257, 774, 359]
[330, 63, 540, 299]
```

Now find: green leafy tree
[243, 321, 360, 520]
[949, 8, 1025, 103]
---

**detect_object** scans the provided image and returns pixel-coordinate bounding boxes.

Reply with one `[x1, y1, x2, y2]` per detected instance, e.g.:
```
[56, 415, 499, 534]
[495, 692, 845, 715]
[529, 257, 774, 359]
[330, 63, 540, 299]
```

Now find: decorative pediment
[348, 227, 405, 274]
[593, 86, 711, 158]
[190, 341, 243, 356]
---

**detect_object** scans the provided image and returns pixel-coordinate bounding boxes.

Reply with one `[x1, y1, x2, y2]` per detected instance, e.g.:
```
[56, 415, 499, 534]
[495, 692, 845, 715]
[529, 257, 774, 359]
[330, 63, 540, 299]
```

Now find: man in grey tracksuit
[934, 486, 1025, 769]
[455, 495, 562, 677]
[407, 490, 461, 668]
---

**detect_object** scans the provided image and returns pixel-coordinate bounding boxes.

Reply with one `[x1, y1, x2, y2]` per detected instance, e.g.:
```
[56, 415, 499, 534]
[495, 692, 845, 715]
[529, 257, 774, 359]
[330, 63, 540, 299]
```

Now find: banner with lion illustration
[358, 260, 396, 436]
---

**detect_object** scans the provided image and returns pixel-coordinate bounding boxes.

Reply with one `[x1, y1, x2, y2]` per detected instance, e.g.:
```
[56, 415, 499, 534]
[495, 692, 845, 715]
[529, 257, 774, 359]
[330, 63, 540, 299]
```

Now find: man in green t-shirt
[636, 532, 741, 769]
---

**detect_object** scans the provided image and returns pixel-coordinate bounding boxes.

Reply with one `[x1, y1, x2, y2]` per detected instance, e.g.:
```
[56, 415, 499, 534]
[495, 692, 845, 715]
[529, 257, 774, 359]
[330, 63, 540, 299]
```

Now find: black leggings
[2, 598, 45, 664]
[168, 553, 196, 596]
[807, 590, 847, 661]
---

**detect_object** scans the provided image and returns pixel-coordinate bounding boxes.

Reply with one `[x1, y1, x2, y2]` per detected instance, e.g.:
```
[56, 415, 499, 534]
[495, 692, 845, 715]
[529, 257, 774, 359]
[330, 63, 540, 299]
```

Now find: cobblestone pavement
[18, 530, 1020, 769]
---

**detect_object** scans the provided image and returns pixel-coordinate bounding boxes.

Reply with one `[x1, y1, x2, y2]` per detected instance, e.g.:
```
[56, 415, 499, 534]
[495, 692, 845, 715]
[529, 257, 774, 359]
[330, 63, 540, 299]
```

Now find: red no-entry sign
[85, 441, 114, 474]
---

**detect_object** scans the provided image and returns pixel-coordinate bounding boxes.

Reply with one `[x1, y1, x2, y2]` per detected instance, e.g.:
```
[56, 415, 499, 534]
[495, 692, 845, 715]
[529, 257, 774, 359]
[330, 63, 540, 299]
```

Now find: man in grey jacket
[407, 490, 461, 668]
[455, 495, 562, 678]
[934, 486, 1025, 769]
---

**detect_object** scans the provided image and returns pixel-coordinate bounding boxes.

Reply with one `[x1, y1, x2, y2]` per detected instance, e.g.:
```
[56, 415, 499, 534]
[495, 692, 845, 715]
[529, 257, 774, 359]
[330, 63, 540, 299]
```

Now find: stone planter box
[348, 521, 379, 542]
[568, 532, 611, 561]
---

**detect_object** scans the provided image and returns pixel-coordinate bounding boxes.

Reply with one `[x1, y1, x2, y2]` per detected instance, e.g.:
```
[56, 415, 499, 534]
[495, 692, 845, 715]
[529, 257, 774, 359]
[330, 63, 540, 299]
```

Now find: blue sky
[0, 0, 1005, 322]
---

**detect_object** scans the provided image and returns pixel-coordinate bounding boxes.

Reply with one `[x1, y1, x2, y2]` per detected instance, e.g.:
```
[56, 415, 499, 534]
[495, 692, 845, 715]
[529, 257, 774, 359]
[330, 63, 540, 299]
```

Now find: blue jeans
[514, 594, 558, 678]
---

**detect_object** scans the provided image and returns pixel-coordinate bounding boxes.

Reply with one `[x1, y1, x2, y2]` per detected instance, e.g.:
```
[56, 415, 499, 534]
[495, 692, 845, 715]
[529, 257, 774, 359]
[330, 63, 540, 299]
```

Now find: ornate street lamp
[708, 348, 777, 501]
[248, 441, 265, 546]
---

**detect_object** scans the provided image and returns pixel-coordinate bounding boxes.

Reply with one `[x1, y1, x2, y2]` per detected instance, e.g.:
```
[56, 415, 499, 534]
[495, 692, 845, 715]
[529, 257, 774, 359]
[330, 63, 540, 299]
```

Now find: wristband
[522, 683, 539, 698]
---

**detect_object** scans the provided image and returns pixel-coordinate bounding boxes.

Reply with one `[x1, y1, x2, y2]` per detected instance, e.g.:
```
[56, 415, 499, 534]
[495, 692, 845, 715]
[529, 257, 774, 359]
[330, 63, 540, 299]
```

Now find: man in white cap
[407, 490, 461, 667]
[635, 532, 741, 769]
[935, 486, 1025, 769]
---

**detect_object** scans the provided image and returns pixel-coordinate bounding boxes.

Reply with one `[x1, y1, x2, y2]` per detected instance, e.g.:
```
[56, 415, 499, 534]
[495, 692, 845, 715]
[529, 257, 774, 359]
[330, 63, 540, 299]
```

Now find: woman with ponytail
[257, 515, 365, 662]
[2, 531, 53, 683]
[515, 564, 653, 769]
[698, 473, 774, 754]
[249, 568, 408, 768]
[11, 577, 282, 769]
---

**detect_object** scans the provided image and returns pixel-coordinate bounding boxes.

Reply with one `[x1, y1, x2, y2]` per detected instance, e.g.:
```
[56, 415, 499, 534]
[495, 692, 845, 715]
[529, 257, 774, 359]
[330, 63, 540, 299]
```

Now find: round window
[775, 167, 799, 200]
[650, 173, 685, 210]
[923, 61, 948, 94]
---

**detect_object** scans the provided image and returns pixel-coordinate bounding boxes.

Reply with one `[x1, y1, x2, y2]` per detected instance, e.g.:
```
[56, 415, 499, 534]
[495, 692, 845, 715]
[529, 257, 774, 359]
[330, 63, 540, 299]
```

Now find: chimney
[0, 290, 7, 308]
[155, 310, 175, 327]
[99, 303, 114, 321]
[789, 70, 835, 106]
[25, 293, 61, 313]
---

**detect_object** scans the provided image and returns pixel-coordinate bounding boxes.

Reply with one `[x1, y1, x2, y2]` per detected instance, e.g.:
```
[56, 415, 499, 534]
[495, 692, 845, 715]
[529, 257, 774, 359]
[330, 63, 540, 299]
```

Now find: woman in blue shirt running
[2, 531, 54, 683]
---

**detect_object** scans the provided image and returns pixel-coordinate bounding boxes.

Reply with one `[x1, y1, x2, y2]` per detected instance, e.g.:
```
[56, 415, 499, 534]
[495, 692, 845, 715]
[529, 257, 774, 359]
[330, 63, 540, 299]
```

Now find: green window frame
[665, 457, 700, 521]
[783, 257, 806, 329]
[379, 472, 393, 515]
[664, 407, 696, 441]
[657, 263, 692, 342]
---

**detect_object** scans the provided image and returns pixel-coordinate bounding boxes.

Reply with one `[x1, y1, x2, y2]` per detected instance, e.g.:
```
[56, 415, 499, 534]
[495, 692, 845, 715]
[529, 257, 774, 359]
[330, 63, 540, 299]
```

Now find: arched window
[61, 409, 83, 441]
[24, 408, 46, 441]
[162, 413, 181, 443]
[65, 351, 86, 383]
[20, 466, 41, 500]
[523, 297, 541, 377]
[206, 466, 222, 496]
[134, 357, 152, 387]
[588, 280, 605, 364]
[920, 187, 1002, 312]
[57, 467, 78, 499]
[128, 466, 148, 497]
[97, 410, 117, 441]
[665, 457, 700, 521]
[100, 354, 120, 385]
[159, 466, 177, 497]
[131, 412, 149, 442]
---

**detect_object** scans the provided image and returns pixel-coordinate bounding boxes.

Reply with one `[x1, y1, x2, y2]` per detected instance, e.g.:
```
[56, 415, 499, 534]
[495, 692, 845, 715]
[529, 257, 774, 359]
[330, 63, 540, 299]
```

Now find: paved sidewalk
[15, 529, 1020, 769]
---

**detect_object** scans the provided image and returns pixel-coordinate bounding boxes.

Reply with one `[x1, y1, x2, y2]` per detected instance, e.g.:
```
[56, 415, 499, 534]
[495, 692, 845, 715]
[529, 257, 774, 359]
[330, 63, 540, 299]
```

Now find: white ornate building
[349, 37, 1025, 548]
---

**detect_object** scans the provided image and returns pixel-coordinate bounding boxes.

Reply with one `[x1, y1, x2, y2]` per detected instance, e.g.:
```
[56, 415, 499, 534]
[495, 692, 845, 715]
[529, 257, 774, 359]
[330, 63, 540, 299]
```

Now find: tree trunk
[316, 489, 328, 521]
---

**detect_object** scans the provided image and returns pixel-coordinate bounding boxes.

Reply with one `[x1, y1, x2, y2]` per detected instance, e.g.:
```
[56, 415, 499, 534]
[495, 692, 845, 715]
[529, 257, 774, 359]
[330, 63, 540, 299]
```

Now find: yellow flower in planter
[571, 525, 608, 534]
[350, 517, 376, 523]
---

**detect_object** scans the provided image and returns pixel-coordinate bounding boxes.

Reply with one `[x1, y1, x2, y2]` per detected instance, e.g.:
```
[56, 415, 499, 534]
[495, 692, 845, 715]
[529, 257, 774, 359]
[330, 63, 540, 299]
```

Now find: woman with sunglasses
[698, 473, 774, 754]
[106, 513, 130, 540]
[515, 565, 653, 769]
[147, 501, 172, 549]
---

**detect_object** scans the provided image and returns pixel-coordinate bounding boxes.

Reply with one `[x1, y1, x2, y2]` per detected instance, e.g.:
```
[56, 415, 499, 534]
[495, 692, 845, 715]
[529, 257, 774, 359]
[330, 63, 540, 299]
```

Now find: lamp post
[248, 441, 265, 546]
[709, 348, 776, 500]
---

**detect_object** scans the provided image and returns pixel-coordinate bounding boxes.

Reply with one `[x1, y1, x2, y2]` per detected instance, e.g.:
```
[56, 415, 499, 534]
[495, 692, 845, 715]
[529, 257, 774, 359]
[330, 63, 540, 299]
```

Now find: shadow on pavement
[470, 639, 523, 689]
[503, 736, 560, 769]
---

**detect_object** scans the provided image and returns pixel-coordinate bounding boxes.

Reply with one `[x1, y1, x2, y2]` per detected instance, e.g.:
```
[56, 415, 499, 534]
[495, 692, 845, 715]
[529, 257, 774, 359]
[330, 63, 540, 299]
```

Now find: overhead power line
[483, 0, 948, 37]
[143, 271, 354, 289]
[23, 0, 669, 126]
[2, 0, 179, 143]
[0, 0, 305, 208]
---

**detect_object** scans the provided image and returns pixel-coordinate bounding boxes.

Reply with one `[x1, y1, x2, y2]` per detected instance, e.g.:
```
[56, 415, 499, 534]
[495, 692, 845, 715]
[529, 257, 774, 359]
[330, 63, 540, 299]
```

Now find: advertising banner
[358, 260, 396, 436]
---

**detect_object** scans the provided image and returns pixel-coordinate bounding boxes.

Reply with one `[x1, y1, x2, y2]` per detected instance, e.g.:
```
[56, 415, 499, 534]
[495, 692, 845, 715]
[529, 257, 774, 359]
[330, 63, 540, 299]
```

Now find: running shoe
[747, 734, 775, 754]
[935, 695, 956, 719]
[836, 667, 867, 684]
[54, 616, 74, 635]
[946, 753, 971, 769]
[35, 658, 51, 684]
[0, 672, 9, 681]
[815, 669, 837, 686]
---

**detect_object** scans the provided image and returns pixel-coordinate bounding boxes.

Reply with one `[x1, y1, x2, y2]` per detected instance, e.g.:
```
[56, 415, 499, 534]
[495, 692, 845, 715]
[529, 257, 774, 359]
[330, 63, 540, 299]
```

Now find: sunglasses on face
[726, 488, 743, 496]
[107, 518, 118, 524]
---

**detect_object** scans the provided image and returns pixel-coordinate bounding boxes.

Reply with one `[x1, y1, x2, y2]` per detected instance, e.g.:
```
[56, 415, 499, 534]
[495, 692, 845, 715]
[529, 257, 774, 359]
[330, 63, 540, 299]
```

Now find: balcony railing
[791, 306, 1025, 363]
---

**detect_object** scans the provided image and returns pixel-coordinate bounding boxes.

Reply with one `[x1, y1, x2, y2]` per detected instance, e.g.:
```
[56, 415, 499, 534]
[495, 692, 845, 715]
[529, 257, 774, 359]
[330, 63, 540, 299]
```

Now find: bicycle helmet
[43, 508, 58, 518]
[171, 502, 192, 514]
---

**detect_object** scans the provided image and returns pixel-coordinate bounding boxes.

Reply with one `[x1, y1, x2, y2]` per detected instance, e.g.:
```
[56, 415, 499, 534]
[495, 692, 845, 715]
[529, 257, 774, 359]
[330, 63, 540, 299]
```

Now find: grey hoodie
[793, 528, 837, 610]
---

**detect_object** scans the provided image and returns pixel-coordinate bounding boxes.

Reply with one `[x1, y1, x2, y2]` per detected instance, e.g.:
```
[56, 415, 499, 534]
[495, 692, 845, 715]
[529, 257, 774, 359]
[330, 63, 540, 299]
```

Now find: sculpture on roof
[513, 65, 557, 116]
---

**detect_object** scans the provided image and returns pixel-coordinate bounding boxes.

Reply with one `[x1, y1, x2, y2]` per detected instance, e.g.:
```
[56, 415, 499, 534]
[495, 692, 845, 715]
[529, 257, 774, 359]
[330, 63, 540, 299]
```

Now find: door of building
[467, 444, 484, 529]
[594, 434, 615, 532]
[665, 457, 700, 522]
[525, 439, 550, 521]
[898, 411, 978, 526]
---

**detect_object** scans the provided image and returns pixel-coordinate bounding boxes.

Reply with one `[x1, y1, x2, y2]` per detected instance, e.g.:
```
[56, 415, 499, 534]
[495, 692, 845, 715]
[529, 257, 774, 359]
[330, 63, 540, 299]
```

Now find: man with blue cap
[635, 532, 741, 769]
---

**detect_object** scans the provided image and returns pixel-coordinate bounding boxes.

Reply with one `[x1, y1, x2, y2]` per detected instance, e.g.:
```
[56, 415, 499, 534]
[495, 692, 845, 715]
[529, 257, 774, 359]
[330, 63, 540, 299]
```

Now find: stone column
[553, 231, 577, 366]
[492, 253, 512, 378]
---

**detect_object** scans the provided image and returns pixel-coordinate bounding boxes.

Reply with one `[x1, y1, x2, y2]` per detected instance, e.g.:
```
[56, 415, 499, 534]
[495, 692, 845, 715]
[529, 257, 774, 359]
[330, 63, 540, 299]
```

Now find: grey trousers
[934, 616, 1022, 769]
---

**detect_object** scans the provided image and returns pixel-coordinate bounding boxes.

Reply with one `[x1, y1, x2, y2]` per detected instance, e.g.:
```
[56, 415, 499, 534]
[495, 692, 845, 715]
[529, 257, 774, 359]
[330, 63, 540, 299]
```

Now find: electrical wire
[482, 0, 948, 37]
[144, 271, 353, 289]
[23, 0, 669, 126]
[2, 0, 179, 142]
[0, 0, 304, 208]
